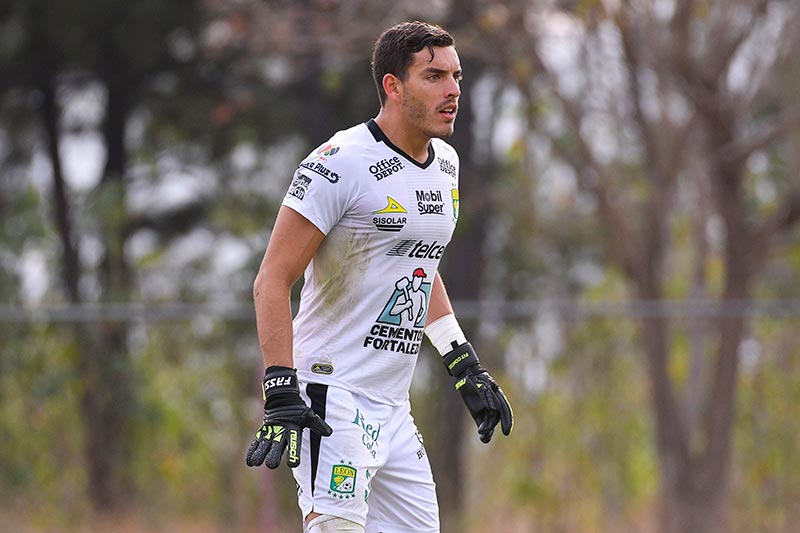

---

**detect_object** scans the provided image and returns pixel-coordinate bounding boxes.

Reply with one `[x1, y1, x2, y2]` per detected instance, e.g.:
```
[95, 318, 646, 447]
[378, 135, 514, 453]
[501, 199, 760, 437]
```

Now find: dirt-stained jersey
[281, 119, 460, 405]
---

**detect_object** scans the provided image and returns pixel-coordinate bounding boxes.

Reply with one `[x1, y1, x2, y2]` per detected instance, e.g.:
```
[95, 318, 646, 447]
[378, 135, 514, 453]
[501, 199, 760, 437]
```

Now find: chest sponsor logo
[416, 189, 445, 216]
[370, 156, 404, 180]
[386, 239, 446, 260]
[287, 173, 312, 200]
[438, 157, 456, 177]
[363, 269, 430, 355]
[372, 196, 407, 232]
[298, 160, 341, 183]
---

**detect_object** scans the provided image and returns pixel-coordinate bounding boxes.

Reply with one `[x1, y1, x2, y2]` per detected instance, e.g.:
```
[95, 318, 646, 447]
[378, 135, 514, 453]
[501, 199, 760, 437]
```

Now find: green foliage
[0, 325, 88, 527]
[459, 316, 657, 531]
[732, 322, 800, 532]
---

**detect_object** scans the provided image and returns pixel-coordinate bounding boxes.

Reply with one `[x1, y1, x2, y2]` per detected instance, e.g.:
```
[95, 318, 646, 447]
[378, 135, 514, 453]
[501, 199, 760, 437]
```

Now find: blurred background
[2, 0, 800, 532]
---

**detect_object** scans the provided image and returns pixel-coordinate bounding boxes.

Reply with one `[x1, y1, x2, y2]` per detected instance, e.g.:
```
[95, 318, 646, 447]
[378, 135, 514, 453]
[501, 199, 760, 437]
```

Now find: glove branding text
[288, 430, 299, 463]
[264, 376, 293, 390]
[448, 352, 470, 372]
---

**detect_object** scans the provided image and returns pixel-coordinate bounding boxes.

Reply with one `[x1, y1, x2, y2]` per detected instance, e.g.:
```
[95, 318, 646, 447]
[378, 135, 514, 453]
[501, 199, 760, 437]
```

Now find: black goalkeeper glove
[442, 342, 514, 443]
[245, 366, 332, 469]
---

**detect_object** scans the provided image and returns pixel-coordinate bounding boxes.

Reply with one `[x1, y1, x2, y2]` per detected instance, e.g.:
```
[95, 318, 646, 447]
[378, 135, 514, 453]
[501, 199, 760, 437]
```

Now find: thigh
[294, 384, 389, 528]
[365, 408, 440, 533]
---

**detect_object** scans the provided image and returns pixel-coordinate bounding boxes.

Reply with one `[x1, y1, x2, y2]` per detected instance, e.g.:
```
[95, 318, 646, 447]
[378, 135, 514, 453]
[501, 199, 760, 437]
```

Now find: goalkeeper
[246, 21, 513, 533]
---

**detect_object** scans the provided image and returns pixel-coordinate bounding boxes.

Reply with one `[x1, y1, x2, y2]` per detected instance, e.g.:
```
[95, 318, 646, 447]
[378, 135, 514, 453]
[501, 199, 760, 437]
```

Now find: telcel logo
[386, 239, 446, 260]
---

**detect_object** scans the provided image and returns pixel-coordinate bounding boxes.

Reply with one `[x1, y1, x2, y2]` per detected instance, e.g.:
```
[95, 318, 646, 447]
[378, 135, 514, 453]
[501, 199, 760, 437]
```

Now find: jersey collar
[366, 119, 435, 169]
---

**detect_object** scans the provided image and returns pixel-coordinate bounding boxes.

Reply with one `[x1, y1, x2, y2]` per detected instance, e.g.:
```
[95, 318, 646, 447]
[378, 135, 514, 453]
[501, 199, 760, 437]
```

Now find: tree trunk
[660, 469, 727, 533]
[82, 61, 136, 511]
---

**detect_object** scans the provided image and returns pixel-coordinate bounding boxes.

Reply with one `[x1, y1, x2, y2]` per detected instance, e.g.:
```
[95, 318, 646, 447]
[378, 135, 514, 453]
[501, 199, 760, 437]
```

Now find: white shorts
[295, 383, 440, 533]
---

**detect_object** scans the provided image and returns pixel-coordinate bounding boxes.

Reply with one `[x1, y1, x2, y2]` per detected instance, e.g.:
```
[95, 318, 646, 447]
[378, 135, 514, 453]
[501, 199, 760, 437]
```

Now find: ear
[382, 73, 402, 103]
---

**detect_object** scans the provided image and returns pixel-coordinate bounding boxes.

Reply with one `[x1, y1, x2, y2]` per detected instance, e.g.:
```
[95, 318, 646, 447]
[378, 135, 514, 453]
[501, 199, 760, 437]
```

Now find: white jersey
[281, 119, 460, 405]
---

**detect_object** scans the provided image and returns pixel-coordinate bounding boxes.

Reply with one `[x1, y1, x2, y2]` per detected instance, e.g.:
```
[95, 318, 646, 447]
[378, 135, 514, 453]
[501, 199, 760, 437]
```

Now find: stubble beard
[404, 93, 455, 139]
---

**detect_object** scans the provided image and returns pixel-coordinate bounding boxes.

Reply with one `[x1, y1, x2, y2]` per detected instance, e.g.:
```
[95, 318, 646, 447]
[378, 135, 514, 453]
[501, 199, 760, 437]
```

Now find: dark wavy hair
[371, 21, 455, 106]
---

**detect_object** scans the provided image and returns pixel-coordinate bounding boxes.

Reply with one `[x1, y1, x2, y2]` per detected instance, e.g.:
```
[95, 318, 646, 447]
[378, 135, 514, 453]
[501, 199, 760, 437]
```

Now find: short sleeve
[281, 146, 358, 235]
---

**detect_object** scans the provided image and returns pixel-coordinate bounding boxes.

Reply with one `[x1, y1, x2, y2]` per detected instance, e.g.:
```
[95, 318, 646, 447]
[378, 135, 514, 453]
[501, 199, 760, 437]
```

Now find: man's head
[371, 21, 455, 107]
[372, 21, 461, 141]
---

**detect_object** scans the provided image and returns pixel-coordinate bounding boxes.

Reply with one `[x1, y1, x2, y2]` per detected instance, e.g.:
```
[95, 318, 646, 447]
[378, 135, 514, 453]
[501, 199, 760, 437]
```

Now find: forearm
[253, 271, 295, 369]
[423, 272, 514, 442]
[426, 271, 455, 325]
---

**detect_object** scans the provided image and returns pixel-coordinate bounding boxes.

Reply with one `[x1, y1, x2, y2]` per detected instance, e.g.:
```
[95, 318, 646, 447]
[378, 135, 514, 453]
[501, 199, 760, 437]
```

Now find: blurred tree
[0, 0, 216, 511]
[477, 1, 800, 531]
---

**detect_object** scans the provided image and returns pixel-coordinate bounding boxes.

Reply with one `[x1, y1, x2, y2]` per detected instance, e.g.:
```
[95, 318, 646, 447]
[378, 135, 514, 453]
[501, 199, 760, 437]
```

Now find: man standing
[246, 21, 513, 533]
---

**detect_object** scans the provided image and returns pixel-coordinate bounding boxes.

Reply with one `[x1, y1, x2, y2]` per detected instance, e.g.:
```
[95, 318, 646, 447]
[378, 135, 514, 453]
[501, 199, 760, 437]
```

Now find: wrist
[425, 313, 467, 355]
[262, 366, 300, 405]
[442, 341, 482, 378]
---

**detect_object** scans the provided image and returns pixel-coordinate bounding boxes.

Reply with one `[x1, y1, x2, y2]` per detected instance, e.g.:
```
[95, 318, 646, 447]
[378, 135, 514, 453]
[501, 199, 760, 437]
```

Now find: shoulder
[431, 138, 459, 164]
[297, 123, 375, 183]
[303, 123, 375, 165]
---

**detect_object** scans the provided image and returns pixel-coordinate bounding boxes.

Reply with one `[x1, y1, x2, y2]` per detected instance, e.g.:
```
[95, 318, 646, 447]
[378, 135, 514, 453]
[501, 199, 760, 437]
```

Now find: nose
[447, 76, 461, 98]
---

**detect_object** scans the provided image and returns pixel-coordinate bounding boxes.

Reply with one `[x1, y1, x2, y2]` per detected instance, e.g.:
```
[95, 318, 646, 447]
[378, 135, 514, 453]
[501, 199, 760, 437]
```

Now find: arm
[424, 271, 514, 443]
[425, 272, 466, 351]
[253, 205, 326, 368]
[426, 271, 455, 325]
[246, 206, 331, 469]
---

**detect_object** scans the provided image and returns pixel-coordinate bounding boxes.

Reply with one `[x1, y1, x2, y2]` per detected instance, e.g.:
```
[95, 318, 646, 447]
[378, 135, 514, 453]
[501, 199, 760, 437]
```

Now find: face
[399, 45, 462, 139]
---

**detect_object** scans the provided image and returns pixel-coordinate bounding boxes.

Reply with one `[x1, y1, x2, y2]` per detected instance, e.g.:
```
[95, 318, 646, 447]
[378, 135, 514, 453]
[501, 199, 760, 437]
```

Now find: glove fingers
[305, 412, 333, 437]
[478, 411, 499, 443]
[264, 426, 287, 469]
[245, 437, 268, 467]
[285, 426, 302, 468]
[495, 387, 514, 436]
[457, 380, 487, 427]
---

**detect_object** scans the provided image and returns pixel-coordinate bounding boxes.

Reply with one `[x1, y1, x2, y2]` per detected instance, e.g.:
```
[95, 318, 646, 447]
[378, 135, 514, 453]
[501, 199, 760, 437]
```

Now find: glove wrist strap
[262, 366, 300, 407]
[442, 342, 482, 378]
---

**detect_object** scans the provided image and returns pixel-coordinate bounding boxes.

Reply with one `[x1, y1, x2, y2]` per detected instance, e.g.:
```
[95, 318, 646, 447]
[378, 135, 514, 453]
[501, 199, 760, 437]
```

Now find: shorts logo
[329, 462, 357, 499]
[288, 173, 312, 200]
[451, 188, 459, 222]
[353, 408, 381, 458]
[372, 196, 407, 232]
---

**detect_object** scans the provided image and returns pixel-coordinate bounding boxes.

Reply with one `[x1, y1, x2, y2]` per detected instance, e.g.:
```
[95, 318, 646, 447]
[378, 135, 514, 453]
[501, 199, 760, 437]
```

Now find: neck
[374, 108, 431, 164]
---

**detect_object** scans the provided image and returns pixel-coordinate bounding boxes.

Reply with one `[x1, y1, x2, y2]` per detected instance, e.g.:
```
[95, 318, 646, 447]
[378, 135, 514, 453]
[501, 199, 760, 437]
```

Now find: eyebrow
[421, 66, 463, 77]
